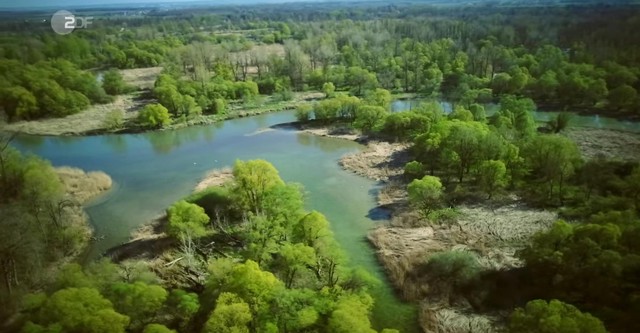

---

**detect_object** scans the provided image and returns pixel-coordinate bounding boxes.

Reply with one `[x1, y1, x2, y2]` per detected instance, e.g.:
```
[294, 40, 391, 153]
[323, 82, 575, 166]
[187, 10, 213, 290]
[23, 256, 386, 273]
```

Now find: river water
[391, 100, 640, 133]
[12, 110, 417, 332]
[12, 102, 640, 332]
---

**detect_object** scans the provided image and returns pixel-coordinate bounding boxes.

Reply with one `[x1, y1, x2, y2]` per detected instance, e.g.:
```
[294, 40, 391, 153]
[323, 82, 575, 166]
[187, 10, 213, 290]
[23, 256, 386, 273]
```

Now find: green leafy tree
[354, 105, 387, 133]
[295, 103, 312, 122]
[524, 134, 582, 204]
[509, 299, 607, 333]
[166, 289, 199, 330]
[365, 88, 392, 109]
[404, 161, 425, 180]
[477, 160, 508, 199]
[424, 251, 480, 298]
[232, 160, 284, 214]
[138, 104, 171, 129]
[322, 82, 336, 98]
[166, 200, 210, 239]
[408, 176, 444, 217]
[107, 282, 168, 328]
[31, 288, 129, 333]
[608, 84, 637, 111]
[102, 70, 131, 95]
[0, 86, 38, 121]
[276, 242, 316, 288]
[143, 324, 176, 333]
[203, 292, 252, 333]
[328, 294, 376, 333]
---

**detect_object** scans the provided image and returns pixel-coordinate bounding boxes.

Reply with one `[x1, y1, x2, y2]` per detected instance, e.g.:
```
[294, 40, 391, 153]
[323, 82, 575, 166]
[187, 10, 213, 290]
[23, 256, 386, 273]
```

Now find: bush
[296, 103, 313, 122]
[138, 103, 171, 129]
[404, 161, 425, 180]
[103, 109, 125, 130]
[423, 250, 480, 287]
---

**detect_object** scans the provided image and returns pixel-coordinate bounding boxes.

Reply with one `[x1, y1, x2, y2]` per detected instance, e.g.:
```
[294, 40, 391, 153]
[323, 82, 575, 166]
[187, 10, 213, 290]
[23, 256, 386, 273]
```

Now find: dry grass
[193, 167, 234, 192]
[565, 127, 640, 160]
[55, 167, 113, 205]
[368, 202, 557, 301]
[119, 67, 163, 89]
[419, 304, 499, 333]
[1, 94, 148, 135]
[339, 141, 411, 181]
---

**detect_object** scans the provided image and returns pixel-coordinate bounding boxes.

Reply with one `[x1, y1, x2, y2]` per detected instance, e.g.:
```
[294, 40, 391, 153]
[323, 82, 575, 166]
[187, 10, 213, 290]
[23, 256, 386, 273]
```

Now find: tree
[354, 105, 387, 133]
[477, 160, 507, 199]
[232, 160, 284, 214]
[203, 293, 252, 333]
[608, 84, 637, 111]
[365, 88, 392, 109]
[276, 242, 316, 288]
[408, 176, 444, 217]
[322, 82, 336, 98]
[166, 289, 199, 330]
[103, 109, 125, 130]
[493, 95, 537, 140]
[524, 134, 582, 204]
[107, 282, 168, 329]
[102, 70, 131, 95]
[295, 103, 312, 122]
[328, 294, 376, 333]
[143, 324, 176, 333]
[547, 112, 572, 133]
[166, 200, 210, 239]
[509, 299, 607, 333]
[423, 251, 480, 299]
[0, 86, 38, 121]
[32, 288, 129, 333]
[138, 104, 171, 129]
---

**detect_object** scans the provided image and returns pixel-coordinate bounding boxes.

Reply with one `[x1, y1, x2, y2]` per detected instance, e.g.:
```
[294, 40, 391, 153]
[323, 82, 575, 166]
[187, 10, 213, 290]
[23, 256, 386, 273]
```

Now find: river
[12, 110, 417, 332]
[12, 102, 640, 332]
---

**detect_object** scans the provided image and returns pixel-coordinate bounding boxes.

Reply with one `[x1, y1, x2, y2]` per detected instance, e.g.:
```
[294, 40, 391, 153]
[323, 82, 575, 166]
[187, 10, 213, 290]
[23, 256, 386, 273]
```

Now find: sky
[0, 0, 319, 10]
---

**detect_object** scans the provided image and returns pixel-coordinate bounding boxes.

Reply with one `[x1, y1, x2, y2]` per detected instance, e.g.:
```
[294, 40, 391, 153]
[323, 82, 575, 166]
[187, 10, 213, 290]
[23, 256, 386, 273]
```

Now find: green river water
[12, 104, 640, 332]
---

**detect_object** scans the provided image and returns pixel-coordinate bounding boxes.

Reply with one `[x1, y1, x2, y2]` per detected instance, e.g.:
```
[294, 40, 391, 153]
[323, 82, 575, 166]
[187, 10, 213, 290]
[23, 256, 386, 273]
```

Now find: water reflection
[295, 132, 352, 153]
[102, 134, 128, 154]
[143, 124, 219, 154]
[14, 134, 45, 149]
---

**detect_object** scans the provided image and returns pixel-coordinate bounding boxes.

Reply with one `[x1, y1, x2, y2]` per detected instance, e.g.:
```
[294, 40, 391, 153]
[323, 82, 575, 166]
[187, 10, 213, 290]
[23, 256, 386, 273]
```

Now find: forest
[1, 1, 640, 333]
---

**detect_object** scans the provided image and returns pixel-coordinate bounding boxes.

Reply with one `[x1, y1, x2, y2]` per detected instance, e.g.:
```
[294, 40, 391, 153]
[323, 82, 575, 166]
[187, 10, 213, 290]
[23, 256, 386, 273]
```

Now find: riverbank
[0, 91, 325, 136]
[54, 167, 113, 243]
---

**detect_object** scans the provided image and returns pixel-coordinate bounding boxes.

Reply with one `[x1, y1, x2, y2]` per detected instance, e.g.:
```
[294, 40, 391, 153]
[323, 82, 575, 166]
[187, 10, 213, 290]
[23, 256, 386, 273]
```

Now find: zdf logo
[51, 10, 94, 35]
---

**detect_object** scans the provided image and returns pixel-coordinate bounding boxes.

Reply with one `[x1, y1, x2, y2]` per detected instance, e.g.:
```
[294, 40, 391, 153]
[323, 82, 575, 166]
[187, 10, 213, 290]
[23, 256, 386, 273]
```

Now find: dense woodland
[1, 1, 640, 333]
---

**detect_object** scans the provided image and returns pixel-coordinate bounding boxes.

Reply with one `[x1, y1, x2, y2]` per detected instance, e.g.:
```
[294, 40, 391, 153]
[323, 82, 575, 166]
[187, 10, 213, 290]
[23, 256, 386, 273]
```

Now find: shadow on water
[367, 206, 392, 221]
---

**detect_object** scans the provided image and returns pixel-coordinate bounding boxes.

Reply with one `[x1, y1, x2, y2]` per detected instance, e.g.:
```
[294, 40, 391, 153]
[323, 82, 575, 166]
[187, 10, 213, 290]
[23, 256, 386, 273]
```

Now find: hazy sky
[0, 0, 313, 9]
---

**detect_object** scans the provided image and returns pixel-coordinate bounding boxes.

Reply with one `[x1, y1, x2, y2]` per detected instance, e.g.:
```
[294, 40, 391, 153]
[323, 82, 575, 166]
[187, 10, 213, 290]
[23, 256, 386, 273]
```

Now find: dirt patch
[340, 141, 411, 181]
[193, 167, 234, 192]
[565, 127, 640, 161]
[119, 67, 163, 90]
[0, 94, 150, 136]
[55, 167, 113, 205]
